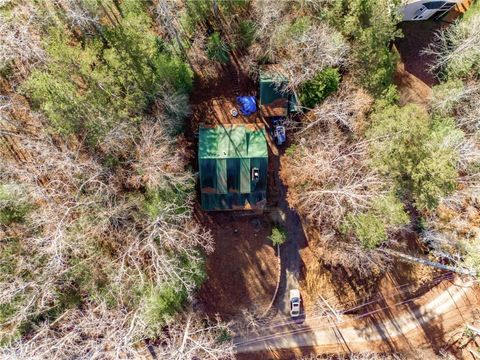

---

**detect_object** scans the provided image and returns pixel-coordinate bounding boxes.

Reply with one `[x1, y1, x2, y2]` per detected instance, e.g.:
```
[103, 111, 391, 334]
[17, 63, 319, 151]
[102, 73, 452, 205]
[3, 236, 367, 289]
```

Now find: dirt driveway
[268, 148, 308, 318]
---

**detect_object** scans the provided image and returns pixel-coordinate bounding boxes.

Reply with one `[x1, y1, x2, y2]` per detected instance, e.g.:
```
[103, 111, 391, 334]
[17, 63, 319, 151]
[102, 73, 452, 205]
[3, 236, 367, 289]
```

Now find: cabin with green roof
[199, 124, 268, 211]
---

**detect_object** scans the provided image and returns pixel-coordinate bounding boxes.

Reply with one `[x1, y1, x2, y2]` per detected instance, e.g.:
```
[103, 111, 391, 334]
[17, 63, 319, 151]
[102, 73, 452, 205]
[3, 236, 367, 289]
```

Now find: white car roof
[290, 289, 300, 298]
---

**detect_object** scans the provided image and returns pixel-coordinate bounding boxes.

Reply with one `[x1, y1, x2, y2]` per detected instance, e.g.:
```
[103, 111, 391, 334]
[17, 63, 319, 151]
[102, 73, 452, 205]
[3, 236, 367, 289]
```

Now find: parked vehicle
[401, 0, 460, 21]
[289, 289, 301, 318]
[251, 167, 260, 181]
[272, 117, 286, 146]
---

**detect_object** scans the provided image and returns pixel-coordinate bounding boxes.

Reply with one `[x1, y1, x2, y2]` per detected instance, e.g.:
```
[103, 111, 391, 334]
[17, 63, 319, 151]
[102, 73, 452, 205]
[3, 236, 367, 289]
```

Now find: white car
[251, 167, 259, 181]
[289, 289, 301, 318]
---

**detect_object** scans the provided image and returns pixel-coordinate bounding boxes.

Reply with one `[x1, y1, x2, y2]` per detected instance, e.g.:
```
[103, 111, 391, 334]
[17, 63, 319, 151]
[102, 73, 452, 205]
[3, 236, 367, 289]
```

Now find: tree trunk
[379, 248, 477, 277]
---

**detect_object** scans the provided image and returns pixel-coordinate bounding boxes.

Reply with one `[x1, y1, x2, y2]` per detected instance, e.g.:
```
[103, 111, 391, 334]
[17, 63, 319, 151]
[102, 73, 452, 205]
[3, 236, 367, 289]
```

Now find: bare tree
[0, 3, 46, 76]
[0, 302, 147, 360]
[154, 88, 192, 133]
[186, 31, 220, 79]
[281, 116, 393, 276]
[275, 24, 349, 89]
[57, 0, 100, 32]
[423, 10, 480, 78]
[456, 87, 480, 135]
[127, 121, 193, 190]
[249, 0, 349, 88]
[283, 126, 386, 228]
[156, 312, 235, 360]
[418, 184, 480, 278]
[155, 0, 193, 70]
[298, 81, 373, 132]
[0, 109, 214, 354]
[455, 136, 480, 173]
[431, 81, 480, 134]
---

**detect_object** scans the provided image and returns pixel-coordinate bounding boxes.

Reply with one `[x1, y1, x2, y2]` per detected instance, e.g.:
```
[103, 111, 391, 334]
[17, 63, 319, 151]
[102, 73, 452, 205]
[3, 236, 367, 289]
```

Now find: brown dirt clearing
[395, 20, 448, 87]
[197, 212, 278, 320]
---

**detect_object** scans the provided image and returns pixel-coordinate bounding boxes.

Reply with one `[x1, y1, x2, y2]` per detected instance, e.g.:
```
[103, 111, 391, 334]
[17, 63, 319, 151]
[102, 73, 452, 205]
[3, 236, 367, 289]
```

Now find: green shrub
[463, 238, 480, 275]
[298, 68, 340, 109]
[269, 226, 287, 246]
[371, 194, 409, 229]
[0, 303, 27, 337]
[217, 328, 232, 343]
[342, 193, 408, 250]
[0, 185, 30, 225]
[22, 5, 193, 146]
[206, 32, 230, 64]
[343, 212, 386, 250]
[143, 184, 193, 220]
[381, 84, 400, 105]
[178, 250, 207, 288]
[285, 144, 297, 157]
[144, 283, 187, 328]
[431, 79, 464, 116]
[354, 30, 399, 96]
[218, 0, 249, 13]
[367, 103, 461, 210]
[184, 0, 211, 32]
[326, 0, 403, 96]
[288, 16, 311, 37]
[441, 6, 480, 79]
[142, 251, 205, 330]
[236, 20, 257, 49]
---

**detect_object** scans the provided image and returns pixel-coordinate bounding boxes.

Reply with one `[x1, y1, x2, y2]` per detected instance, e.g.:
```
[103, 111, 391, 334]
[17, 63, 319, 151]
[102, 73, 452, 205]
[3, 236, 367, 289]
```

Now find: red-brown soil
[197, 212, 277, 320]
[191, 29, 472, 358]
[236, 279, 480, 359]
[298, 239, 439, 316]
[394, 60, 432, 107]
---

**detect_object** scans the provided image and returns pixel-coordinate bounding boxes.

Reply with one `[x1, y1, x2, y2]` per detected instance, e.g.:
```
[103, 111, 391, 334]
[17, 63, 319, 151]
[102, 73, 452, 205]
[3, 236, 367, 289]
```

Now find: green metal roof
[259, 74, 288, 107]
[199, 125, 268, 211]
[199, 125, 268, 159]
[259, 70, 298, 116]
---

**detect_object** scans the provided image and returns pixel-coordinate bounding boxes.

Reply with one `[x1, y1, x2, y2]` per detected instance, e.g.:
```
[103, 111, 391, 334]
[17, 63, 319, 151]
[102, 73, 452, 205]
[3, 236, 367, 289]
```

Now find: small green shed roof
[259, 73, 288, 107]
[259, 69, 298, 117]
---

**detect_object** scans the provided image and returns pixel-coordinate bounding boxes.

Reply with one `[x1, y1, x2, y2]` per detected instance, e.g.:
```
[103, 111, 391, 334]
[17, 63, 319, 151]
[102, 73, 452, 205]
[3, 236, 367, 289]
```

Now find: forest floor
[190, 51, 308, 319]
[395, 20, 447, 87]
[393, 60, 432, 107]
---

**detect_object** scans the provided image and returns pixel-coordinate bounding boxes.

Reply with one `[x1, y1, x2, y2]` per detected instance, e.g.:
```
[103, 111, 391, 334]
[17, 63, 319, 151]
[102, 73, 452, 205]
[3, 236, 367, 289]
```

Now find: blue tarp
[237, 96, 257, 116]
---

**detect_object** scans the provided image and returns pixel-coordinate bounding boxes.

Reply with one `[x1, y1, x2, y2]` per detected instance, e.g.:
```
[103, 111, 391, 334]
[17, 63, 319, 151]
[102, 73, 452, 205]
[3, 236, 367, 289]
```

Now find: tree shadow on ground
[196, 211, 279, 320]
[395, 21, 448, 87]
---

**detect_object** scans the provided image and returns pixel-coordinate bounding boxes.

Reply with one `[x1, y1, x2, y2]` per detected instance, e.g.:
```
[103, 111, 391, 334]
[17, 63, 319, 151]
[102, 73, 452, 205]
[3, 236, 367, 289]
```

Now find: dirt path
[234, 277, 480, 356]
[265, 144, 307, 318]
